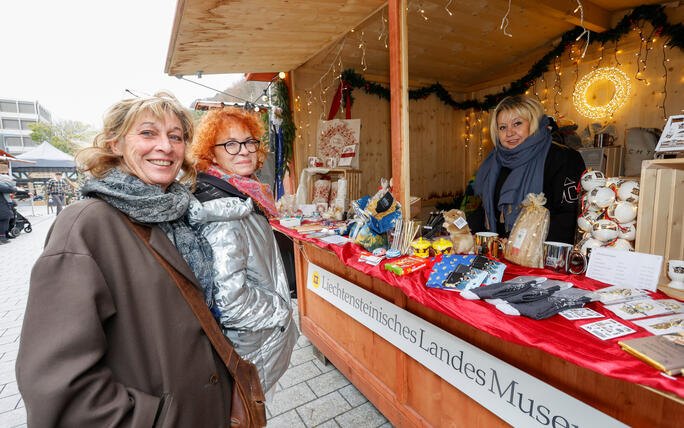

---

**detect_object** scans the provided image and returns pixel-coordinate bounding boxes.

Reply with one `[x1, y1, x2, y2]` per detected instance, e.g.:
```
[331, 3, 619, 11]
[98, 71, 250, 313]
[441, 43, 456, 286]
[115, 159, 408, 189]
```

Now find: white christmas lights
[573, 67, 631, 119]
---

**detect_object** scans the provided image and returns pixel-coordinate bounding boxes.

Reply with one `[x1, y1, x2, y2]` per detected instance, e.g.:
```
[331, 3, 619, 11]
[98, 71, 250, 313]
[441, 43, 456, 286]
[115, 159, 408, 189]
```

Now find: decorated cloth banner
[317, 119, 360, 169]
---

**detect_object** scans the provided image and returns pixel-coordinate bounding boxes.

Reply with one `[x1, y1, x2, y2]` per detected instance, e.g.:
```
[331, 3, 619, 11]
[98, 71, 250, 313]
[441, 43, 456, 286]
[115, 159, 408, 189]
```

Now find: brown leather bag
[122, 215, 267, 428]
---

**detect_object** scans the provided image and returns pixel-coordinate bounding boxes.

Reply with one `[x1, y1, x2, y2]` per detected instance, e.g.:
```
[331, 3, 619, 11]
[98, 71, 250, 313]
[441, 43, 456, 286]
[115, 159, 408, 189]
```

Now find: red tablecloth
[272, 221, 684, 398]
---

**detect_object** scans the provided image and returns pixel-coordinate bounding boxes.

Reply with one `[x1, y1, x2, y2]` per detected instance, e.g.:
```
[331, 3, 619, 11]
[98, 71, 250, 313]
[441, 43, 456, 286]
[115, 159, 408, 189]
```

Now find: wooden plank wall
[292, 69, 468, 203]
[471, 16, 684, 151]
[291, 9, 684, 203]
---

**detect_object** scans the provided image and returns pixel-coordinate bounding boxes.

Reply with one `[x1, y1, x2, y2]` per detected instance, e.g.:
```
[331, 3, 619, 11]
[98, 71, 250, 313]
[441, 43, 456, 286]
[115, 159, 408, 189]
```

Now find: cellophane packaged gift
[504, 193, 550, 268]
[347, 179, 402, 252]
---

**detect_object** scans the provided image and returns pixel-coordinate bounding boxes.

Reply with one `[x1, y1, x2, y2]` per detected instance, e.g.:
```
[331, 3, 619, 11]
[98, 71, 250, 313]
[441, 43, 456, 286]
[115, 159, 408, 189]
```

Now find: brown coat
[17, 198, 233, 427]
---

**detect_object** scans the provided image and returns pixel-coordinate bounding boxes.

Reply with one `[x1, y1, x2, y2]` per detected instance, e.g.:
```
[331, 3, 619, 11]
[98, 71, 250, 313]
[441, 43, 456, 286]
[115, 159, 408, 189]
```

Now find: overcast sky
[0, 0, 243, 128]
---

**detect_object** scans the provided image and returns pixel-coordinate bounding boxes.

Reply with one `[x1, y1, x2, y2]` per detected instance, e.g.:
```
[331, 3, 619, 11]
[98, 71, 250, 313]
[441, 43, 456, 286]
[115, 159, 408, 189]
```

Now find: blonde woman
[472, 95, 585, 244]
[17, 93, 234, 426]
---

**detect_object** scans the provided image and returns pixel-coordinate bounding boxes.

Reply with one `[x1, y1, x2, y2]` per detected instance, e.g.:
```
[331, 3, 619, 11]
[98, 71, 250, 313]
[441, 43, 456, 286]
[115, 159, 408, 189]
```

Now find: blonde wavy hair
[190, 106, 267, 172]
[490, 95, 544, 147]
[75, 91, 197, 185]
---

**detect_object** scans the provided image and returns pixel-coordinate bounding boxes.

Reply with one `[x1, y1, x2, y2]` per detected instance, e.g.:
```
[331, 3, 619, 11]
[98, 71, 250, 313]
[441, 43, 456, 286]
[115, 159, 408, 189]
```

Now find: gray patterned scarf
[81, 168, 215, 307]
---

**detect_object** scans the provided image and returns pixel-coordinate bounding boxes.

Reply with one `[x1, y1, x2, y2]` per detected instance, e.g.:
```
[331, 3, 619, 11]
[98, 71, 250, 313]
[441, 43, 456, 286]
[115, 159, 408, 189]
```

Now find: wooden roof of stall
[165, 0, 666, 90]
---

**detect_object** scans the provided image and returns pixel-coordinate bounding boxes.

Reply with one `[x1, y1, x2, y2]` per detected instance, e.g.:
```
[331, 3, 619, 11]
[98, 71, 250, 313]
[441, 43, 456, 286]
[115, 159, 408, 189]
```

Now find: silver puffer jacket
[188, 197, 298, 392]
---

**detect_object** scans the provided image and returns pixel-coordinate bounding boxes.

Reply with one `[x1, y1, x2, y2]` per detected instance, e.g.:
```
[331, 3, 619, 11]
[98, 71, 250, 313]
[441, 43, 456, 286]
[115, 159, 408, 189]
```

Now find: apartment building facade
[0, 98, 52, 155]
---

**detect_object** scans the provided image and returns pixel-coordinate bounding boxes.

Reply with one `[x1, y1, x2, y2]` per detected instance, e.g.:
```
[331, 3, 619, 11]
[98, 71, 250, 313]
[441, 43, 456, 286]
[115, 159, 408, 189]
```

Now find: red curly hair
[191, 106, 267, 172]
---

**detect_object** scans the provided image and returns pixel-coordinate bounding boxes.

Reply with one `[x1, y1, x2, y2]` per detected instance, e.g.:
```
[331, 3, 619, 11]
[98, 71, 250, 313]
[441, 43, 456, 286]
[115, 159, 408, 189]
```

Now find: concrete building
[0, 98, 52, 155]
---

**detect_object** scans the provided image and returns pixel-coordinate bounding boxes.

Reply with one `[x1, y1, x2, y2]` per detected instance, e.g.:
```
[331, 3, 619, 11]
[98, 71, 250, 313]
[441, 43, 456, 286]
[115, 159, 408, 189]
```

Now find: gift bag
[317, 119, 360, 168]
[504, 193, 550, 268]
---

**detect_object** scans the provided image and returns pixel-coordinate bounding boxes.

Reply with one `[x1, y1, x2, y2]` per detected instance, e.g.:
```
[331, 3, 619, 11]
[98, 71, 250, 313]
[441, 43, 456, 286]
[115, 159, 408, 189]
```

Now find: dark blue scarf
[474, 115, 552, 232]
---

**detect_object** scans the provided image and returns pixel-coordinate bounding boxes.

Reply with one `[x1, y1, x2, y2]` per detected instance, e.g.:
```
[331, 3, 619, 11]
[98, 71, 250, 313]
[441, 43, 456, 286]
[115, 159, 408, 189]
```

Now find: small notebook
[619, 332, 684, 376]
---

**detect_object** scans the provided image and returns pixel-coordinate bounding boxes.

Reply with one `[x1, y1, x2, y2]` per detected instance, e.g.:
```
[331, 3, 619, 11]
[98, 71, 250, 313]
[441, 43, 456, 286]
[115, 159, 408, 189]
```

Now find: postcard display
[655, 115, 684, 153]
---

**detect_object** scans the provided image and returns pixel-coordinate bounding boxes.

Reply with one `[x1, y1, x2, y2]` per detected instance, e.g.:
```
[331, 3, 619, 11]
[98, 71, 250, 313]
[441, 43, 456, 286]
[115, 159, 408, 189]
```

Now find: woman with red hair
[188, 107, 298, 398]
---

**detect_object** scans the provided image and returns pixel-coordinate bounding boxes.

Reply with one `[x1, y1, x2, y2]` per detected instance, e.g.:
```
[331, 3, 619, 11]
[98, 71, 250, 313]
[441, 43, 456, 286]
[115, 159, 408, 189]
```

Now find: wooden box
[635, 158, 684, 299]
[306, 168, 361, 204]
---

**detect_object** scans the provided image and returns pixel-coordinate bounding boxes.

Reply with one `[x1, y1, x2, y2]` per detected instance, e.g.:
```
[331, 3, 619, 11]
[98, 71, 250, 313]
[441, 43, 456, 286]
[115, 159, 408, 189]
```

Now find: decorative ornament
[500, 0, 513, 38]
[573, 67, 631, 119]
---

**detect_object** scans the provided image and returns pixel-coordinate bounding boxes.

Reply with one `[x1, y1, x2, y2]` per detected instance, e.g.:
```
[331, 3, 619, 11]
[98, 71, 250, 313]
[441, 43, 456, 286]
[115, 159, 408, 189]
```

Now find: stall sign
[307, 263, 627, 428]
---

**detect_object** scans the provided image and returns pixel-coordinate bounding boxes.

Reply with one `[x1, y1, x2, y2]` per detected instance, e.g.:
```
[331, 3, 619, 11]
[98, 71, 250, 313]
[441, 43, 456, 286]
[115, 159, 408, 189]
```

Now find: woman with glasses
[189, 107, 298, 398]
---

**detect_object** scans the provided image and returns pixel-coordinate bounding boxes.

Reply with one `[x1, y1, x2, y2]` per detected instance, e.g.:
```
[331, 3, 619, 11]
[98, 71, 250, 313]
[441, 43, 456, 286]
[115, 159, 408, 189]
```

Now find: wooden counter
[293, 240, 683, 428]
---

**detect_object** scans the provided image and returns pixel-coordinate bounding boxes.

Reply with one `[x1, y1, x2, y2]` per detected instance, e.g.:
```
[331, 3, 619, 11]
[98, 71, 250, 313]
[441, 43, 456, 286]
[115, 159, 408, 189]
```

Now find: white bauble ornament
[617, 222, 636, 240]
[607, 239, 634, 252]
[581, 170, 606, 192]
[617, 181, 639, 203]
[579, 237, 603, 256]
[581, 193, 600, 212]
[588, 186, 616, 209]
[605, 177, 623, 191]
[577, 211, 600, 232]
[610, 201, 637, 224]
[592, 219, 619, 242]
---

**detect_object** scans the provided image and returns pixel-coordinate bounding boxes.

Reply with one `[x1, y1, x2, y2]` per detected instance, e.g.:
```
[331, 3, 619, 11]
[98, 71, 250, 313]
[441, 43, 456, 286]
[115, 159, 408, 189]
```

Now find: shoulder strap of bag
[119, 213, 266, 427]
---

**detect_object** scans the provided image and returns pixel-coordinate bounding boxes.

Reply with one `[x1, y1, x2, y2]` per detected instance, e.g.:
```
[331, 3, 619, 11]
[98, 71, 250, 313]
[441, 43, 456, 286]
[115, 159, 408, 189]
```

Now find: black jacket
[469, 142, 585, 244]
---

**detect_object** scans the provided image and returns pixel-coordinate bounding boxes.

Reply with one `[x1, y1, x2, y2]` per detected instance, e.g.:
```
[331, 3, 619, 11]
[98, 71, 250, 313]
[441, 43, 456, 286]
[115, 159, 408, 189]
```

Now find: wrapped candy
[504, 193, 550, 268]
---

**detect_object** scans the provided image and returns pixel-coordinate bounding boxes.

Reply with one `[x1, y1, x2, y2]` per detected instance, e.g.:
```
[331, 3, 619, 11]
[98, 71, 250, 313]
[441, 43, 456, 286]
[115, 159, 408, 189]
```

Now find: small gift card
[594, 285, 651, 305]
[338, 144, 357, 167]
[581, 319, 636, 341]
[633, 314, 684, 335]
[604, 298, 683, 320]
[559, 308, 605, 320]
[470, 255, 507, 285]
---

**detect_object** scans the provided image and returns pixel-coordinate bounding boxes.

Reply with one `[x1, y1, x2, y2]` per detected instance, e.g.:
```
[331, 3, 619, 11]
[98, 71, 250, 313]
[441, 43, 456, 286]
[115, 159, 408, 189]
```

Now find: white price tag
[453, 217, 467, 229]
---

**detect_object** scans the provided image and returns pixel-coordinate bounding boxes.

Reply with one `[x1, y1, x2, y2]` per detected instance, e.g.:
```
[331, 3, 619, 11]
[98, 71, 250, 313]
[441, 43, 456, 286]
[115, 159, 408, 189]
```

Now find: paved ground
[0, 205, 392, 428]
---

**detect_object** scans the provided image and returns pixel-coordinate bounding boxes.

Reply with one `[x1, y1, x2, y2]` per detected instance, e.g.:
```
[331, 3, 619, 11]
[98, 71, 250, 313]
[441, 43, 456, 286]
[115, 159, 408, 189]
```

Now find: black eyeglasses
[215, 138, 260, 155]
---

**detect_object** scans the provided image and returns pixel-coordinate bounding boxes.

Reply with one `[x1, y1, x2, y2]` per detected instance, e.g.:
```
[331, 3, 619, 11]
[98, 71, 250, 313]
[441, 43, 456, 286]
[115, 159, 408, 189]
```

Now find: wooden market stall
[166, 1, 684, 426]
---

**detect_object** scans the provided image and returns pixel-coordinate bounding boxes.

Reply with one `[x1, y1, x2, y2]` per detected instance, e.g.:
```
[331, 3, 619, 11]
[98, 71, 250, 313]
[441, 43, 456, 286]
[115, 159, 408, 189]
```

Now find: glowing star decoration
[573, 67, 631, 119]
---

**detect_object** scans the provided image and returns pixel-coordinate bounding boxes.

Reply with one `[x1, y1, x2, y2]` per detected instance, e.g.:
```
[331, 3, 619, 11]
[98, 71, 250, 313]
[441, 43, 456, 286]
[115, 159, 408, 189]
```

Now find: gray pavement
[0, 206, 391, 428]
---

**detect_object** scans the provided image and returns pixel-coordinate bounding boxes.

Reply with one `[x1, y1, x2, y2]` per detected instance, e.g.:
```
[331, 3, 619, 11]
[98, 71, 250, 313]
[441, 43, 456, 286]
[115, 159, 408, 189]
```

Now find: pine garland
[341, 4, 683, 111]
[273, 79, 295, 178]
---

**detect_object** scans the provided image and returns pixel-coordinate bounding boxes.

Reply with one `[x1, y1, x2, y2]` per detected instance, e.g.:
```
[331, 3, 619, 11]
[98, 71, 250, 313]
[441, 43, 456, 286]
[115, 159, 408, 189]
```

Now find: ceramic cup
[474, 232, 505, 259]
[668, 259, 684, 290]
[543, 241, 587, 274]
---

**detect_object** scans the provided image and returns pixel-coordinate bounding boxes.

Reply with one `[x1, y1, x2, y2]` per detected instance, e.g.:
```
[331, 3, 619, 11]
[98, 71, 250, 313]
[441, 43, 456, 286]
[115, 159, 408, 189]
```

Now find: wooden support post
[388, 0, 410, 220]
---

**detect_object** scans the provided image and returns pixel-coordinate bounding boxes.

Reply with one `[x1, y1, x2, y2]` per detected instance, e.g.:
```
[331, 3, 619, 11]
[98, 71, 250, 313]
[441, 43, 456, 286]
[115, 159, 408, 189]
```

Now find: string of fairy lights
[293, 1, 682, 161]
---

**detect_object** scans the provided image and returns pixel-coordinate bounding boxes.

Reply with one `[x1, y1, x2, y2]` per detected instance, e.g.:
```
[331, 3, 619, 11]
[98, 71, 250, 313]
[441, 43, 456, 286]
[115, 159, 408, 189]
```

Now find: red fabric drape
[327, 81, 351, 120]
[271, 221, 684, 398]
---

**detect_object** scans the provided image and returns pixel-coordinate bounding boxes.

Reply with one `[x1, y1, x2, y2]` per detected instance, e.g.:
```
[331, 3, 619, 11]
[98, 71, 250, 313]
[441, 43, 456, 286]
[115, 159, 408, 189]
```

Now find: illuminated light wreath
[573, 67, 631, 119]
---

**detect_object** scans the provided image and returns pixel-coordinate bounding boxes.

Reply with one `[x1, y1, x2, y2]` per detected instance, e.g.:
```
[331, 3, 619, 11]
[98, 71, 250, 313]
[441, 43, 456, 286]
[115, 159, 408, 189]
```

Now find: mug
[543, 241, 587, 274]
[474, 232, 505, 259]
[667, 259, 684, 290]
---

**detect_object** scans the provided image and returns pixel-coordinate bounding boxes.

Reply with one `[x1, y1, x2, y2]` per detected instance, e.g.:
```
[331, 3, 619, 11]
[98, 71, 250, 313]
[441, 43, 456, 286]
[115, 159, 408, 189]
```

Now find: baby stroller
[7, 190, 32, 238]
